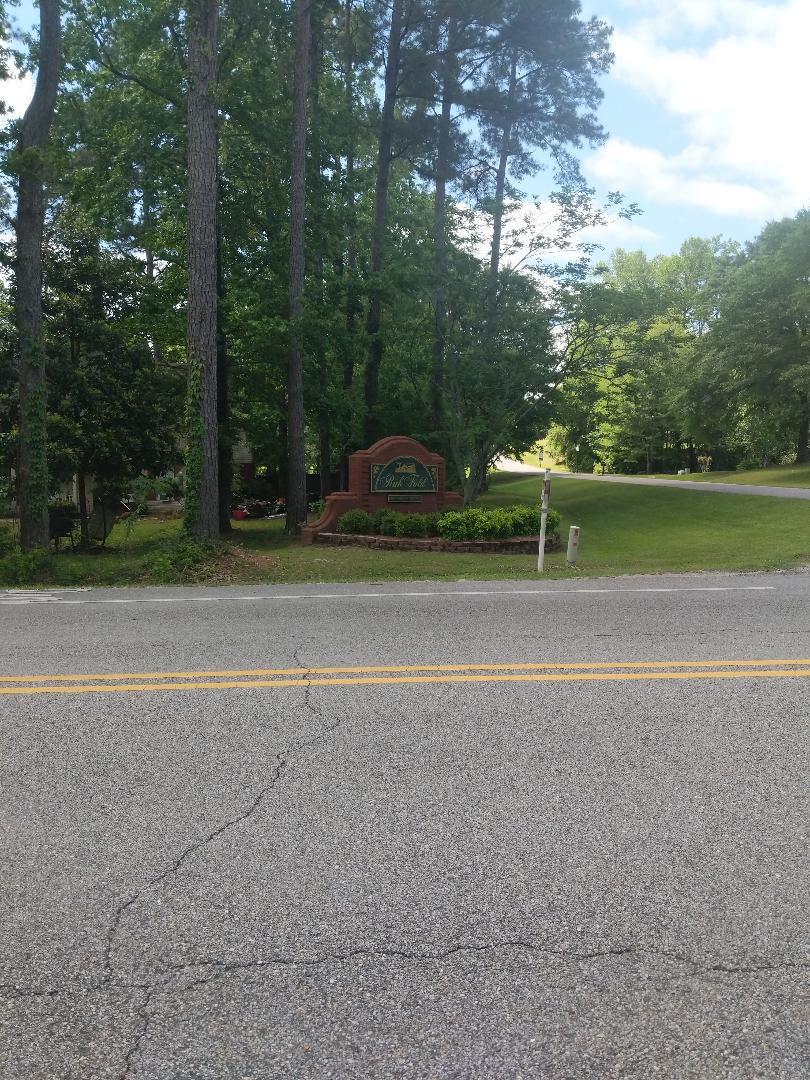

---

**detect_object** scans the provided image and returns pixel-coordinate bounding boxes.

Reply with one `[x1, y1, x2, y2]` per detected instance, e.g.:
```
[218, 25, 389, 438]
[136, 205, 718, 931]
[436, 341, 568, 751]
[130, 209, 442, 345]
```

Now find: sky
[3, 0, 806, 260]
[574, 0, 808, 255]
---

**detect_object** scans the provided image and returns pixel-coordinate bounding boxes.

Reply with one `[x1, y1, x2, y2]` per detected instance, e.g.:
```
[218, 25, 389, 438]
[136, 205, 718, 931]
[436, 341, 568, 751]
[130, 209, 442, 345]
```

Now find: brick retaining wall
[313, 532, 562, 555]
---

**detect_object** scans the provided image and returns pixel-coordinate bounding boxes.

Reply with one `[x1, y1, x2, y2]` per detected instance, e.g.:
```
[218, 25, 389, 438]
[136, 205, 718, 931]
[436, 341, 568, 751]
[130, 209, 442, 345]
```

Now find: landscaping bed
[314, 531, 562, 554]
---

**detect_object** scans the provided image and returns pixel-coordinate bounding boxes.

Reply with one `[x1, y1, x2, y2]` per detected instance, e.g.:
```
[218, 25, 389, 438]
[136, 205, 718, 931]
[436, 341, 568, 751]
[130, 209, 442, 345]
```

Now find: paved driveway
[494, 458, 810, 499]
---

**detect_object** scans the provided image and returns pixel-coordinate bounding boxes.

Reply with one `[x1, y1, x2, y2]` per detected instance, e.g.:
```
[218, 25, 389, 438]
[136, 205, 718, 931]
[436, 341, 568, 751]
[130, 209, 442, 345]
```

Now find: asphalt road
[2, 571, 809, 1079]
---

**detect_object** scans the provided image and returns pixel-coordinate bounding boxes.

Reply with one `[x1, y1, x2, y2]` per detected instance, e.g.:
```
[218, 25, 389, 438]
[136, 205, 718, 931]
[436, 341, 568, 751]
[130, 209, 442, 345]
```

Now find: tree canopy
[1, 1, 807, 550]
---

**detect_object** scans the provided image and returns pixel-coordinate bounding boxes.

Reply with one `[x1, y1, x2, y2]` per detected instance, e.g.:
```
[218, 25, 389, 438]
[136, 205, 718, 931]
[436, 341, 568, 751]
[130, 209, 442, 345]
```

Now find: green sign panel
[370, 456, 438, 493]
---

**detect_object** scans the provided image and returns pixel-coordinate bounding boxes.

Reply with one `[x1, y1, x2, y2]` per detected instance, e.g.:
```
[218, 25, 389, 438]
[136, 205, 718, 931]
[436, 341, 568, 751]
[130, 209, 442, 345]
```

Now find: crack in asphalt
[102, 649, 339, 975]
[117, 987, 153, 1080]
[161, 940, 810, 995]
[168, 941, 639, 989]
[4, 946, 807, 1006]
[100, 757, 287, 987]
[96, 645, 347, 1077]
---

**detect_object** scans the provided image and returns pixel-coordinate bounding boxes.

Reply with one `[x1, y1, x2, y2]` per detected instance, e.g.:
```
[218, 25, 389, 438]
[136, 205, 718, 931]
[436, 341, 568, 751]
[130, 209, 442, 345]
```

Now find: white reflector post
[566, 525, 580, 566]
[537, 469, 551, 572]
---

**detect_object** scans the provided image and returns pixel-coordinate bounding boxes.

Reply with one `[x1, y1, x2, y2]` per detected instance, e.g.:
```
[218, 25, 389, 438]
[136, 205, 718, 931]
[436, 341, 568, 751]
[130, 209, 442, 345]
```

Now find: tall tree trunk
[142, 183, 155, 280]
[277, 419, 288, 501]
[363, 0, 403, 446]
[796, 396, 809, 464]
[15, 0, 60, 552]
[318, 416, 331, 497]
[77, 470, 89, 549]
[286, 0, 313, 535]
[339, 0, 358, 483]
[185, 0, 220, 540]
[309, 13, 332, 501]
[485, 49, 517, 336]
[216, 183, 232, 533]
[430, 19, 457, 441]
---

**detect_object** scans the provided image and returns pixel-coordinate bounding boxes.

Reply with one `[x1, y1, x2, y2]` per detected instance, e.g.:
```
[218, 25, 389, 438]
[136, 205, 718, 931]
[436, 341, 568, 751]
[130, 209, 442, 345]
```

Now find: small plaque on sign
[388, 493, 423, 504]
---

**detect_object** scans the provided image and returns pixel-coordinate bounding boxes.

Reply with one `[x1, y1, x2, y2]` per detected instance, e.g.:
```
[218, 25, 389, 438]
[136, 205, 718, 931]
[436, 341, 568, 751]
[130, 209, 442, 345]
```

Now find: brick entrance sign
[302, 436, 462, 544]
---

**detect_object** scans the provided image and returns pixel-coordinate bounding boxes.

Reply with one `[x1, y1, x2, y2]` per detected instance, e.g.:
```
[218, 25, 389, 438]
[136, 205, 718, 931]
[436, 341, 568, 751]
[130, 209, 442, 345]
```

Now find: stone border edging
[313, 532, 562, 554]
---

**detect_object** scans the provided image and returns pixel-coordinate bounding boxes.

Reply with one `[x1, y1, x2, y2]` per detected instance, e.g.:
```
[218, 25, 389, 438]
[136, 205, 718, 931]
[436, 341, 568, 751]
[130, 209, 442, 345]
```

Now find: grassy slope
[653, 463, 810, 488]
[518, 440, 568, 471]
[10, 471, 810, 586]
[486, 473, 810, 575]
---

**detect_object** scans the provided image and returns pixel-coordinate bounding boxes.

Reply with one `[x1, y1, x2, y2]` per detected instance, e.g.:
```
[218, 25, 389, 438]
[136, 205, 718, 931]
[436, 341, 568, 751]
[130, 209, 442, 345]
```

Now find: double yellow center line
[2, 659, 810, 696]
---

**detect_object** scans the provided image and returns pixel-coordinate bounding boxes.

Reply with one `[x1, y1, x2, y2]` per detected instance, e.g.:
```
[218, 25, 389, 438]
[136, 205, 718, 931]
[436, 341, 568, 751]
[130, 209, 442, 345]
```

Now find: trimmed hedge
[336, 504, 560, 542]
[335, 509, 375, 535]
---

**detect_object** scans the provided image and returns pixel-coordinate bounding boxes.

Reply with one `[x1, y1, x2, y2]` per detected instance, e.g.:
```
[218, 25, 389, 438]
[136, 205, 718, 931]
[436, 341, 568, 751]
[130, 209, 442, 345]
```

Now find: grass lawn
[4, 472, 809, 586]
[518, 440, 568, 471]
[653, 463, 810, 488]
[485, 473, 810, 575]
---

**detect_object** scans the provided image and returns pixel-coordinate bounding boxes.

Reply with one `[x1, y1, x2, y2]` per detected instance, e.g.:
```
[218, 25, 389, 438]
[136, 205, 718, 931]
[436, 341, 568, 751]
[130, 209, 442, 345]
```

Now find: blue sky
[569, 0, 808, 255]
[6, 0, 806, 259]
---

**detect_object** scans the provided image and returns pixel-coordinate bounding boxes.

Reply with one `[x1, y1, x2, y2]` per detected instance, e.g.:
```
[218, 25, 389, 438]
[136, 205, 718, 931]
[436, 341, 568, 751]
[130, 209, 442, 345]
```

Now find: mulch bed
[312, 532, 562, 554]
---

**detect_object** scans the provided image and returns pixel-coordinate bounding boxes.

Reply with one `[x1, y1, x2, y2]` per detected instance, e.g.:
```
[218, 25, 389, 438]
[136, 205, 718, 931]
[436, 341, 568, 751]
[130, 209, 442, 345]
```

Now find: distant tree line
[549, 213, 810, 475]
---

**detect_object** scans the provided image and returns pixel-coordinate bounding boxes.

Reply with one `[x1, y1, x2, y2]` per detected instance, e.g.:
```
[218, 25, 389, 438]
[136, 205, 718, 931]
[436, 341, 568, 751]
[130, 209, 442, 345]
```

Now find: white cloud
[577, 216, 661, 248]
[612, 0, 773, 35]
[589, 139, 773, 219]
[0, 71, 35, 117]
[589, 0, 810, 220]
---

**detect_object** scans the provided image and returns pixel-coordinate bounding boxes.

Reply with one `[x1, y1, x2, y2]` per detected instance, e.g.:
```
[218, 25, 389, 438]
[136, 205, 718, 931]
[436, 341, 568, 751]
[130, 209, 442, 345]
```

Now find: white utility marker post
[537, 468, 551, 572]
[566, 525, 580, 567]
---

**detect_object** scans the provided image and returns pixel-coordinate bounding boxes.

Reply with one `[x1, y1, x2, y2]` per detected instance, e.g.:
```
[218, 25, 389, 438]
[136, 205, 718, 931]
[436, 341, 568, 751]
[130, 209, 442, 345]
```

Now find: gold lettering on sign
[370, 458, 438, 493]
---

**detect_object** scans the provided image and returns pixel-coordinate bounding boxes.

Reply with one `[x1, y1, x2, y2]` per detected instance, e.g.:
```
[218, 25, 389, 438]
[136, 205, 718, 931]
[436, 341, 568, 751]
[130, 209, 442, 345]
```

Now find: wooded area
[0, 0, 807, 551]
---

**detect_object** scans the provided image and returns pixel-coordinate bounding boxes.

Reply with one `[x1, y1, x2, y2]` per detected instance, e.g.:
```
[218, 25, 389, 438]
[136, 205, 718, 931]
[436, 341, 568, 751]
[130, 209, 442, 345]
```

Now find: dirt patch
[199, 543, 282, 584]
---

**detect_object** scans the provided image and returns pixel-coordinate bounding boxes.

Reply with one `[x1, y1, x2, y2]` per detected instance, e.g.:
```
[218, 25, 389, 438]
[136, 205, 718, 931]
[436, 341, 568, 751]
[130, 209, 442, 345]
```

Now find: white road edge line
[0, 585, 777, 605]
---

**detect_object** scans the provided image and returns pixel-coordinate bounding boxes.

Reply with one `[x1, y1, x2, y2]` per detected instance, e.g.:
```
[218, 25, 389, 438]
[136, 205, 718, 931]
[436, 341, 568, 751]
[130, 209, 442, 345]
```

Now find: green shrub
[506, 504, 540, 535]
[371, 509, 400, 535]
[544, 507, 561, 534]
[505, 504, 560, 535]
[421, 512, 441, 536]
[438, 508, 501, 540]
[145, 536, 219, 584]
[437, 504, 560, 541]
[393, 513, 430, 538]
[0, 524, 17, 558]
[336, 509, 374, 535]
[436, 510, 479, 541]
[0, 547, 52, 585]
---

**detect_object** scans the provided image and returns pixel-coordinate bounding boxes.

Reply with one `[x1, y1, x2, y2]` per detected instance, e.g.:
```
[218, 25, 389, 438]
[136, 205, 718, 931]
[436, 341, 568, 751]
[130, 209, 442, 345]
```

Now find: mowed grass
[484, 473, 810, 575]
[654, 463, 810, 488]
[518, 440, 567, 471]
[8, 470, 810, 586]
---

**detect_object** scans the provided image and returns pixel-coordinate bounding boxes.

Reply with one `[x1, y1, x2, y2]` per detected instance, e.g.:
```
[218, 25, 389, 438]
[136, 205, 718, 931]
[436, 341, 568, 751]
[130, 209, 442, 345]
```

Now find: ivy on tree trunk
[286, 0, 313, 536]
[184, 0, 220, 541]
[15, 0, 60, 552]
